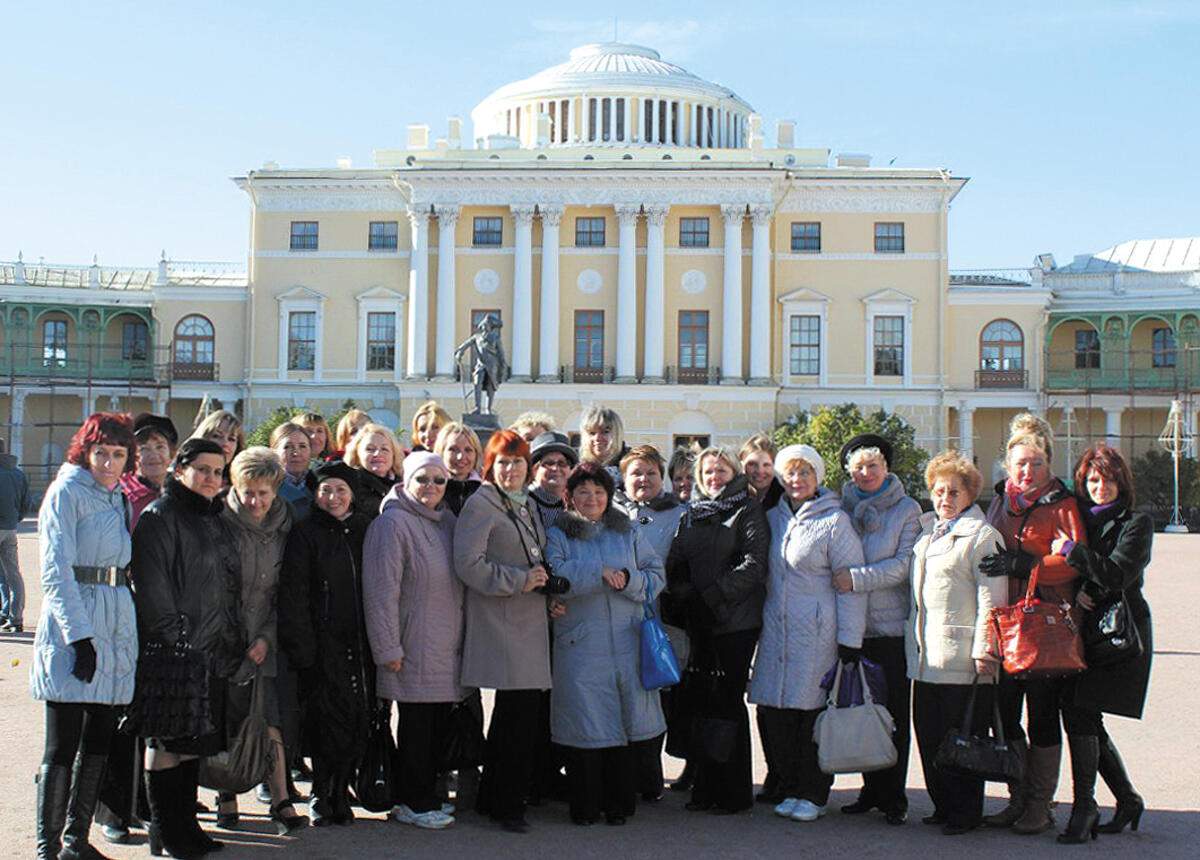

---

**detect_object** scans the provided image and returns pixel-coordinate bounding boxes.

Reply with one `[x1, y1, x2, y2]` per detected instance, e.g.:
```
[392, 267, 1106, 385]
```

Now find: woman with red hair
[31, 413, 139, 860]
[453, 430, 551, 833]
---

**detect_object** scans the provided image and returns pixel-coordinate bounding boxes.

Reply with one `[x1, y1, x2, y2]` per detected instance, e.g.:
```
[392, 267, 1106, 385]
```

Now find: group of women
[29, 401, 1153, 857]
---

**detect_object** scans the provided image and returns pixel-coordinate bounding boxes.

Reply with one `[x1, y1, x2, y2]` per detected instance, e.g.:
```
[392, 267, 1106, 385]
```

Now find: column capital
[406, 205, 430, 228]
[749, 204, 772, 226]
[510, 203, 537, 224]
[643, 205, 669, 226]
[538, 205, 565, 227]
[433, 204, 460, 225]
[1103, 405, 1126, 416]
[614, 204, 642, 225]
[720, 203, 746, 225]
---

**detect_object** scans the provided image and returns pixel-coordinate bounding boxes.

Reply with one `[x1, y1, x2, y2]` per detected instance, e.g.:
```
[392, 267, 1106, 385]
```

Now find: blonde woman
[297, 412, 333, 461]
[738, 433, 783, 510]
[333, 409, 371, 459]
[578, 405, 626, 480]
[412, 401, 453, 452]
[434, 422, 484, 516]
[345, 423, 402, 521]
[510, 411, 557, 444]
[192, 409, 244, 482]
[270, 421, 315, 519]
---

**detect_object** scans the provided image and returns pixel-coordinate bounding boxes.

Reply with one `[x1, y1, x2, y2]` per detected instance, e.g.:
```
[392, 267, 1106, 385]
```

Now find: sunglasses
[412, 475, 447, 486]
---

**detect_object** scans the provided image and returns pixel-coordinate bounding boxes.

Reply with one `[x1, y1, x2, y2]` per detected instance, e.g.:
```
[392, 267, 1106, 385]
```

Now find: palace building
[2, 43, 1197, 491]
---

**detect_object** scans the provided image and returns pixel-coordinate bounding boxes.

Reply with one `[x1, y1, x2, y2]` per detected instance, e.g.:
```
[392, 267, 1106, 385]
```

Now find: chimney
[447, 116, 463, 148]
[336, 156, 352, 169]
[156, 250, 168, 286]
[748, 114, 764, 151]
[14, 250, 25, 285]
[836, 152, 871, 167]
[88, 255, 100, 289]
[777, 120, 795, 148]
[407, 124, 430, 150]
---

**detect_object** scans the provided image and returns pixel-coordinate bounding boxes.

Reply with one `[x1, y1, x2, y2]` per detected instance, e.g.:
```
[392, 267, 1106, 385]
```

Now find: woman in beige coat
[906, 452, 1008, 836]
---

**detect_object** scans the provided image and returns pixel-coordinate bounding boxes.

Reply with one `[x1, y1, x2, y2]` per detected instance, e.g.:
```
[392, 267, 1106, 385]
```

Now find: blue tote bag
[640, 585, 682, 690]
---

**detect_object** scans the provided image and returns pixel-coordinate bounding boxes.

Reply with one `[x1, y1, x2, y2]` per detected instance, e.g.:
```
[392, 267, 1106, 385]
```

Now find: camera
[535, 559, 571, 595]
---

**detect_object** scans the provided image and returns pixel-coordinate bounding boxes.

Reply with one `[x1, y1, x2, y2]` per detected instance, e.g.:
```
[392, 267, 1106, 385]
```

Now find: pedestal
[463, 411, 502, 451]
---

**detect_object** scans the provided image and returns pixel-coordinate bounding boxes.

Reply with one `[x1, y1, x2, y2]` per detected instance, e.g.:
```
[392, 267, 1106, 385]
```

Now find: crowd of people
[22, 401, 1155, 857]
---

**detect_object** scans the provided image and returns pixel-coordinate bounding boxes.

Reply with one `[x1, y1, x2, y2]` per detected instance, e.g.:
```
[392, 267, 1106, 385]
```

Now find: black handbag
[1083, 591, 1143, 668]
[439, 698, 485, 771]
[199, 670, 273, 793]
[355, 701, 399, 813]
[685, 655, 738, 765]
[934, 677, 1025, 784]
[124, 615, 214, 741]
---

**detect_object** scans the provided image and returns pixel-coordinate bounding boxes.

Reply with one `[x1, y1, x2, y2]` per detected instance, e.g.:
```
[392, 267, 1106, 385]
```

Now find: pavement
[2, 519, 1197, 858]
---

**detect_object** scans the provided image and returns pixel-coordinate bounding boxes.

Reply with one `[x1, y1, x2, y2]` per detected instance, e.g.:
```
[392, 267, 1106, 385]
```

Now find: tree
[772, 403, 930, 497]
[1130, 449, 1199, 511]
[244, 405, 307, 449]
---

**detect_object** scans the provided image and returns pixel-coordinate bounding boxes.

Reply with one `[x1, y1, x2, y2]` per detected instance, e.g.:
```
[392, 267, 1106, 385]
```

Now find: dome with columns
[471, 43, 755, 149]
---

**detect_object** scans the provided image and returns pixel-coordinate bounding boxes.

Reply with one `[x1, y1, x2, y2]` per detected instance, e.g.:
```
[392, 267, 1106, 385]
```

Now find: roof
[0, 259, 247, 291]
[1058, 238, 1200, 274]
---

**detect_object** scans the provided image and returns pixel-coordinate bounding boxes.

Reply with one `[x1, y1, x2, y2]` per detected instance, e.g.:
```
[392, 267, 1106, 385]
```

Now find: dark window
[679, 311, 709, 371]
[290, 221, 318, 251]
[980, 319, 1024, 370]
[288, 311, 316, 371]
[471, 309, 501, 331]
[122, 320, 149, 361]
[575, 217, 606, 247]
[1074, 329, 1101, 369]
[874, 222, 905, 253]
[367, 312, 395, 370]
[873, 315, 904, 376]
[679, 217, 710, 248]
[472, 217, 502, 246]
[1152, 327, 1177, 368]
[574, 310, 604, 373]
[368, 221, 398, 251]
[42, 319, 68, 367]
[644, 100, 653, 141]
[588, 98, 597, 142]
[673, 434, 710, 450]
[791, 222, 821, 252]
[174, 315, 214, 368]
[789, 315, 820, 375]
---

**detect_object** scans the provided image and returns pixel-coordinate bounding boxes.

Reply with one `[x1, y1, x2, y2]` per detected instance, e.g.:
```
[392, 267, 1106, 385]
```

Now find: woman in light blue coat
[31, 413, 139, 860]
[545, 461, 666, 827]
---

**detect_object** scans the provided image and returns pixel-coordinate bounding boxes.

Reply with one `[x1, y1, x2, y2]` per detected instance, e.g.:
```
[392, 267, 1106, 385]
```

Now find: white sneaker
[440, 802, 455, 815]
[790, 800, 827, 822]
[391, 804, 455, 829]
[774, 797, 800, 818]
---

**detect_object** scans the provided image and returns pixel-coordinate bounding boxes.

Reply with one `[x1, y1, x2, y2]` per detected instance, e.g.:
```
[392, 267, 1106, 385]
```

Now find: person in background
[907, 452, 1007, 836]
[332, 409, 371, 461]
[344, 423, 403, 521]
[411, 401, 452, 452]
[835, 434, 922, 826]
[271, 421, 316, 519]
[297, 412, 333, 462]
[578, 405, 627, 482]
[668, 447, 696, 504]
[528, 431, 578, 530]
[31, 414, 139, 860]
[510, 412, 557, 445]
[119, 414, 178, 530]
[0, 436, 31, 633]
[192, 409, 244, 482]
[434, 422, 484, 516]
[739, 433, 783, 511]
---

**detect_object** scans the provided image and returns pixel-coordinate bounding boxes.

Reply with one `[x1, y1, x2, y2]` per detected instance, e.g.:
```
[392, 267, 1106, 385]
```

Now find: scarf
[1004, 477, 1054, 515]
[686, 478, 749, 526]
[498, 485, 529, 507]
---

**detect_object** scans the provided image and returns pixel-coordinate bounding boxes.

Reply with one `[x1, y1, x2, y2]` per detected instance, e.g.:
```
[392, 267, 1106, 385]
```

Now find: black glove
[979, 548, 1036, 579]
[71, 638, 97, 683]
[837, 644, 862, 664]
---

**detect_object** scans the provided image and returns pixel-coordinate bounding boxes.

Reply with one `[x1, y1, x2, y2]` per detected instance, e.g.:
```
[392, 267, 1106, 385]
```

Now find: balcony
[0, 342, 215, 385]
[1044, 348, 1200, 392]
[976, 369, 1028, 389]
[562, 365, 614, 384]
[666, 365, 720, 385]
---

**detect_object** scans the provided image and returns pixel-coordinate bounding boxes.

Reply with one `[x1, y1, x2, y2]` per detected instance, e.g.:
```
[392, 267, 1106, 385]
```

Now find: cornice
[780, 181, 958, 214]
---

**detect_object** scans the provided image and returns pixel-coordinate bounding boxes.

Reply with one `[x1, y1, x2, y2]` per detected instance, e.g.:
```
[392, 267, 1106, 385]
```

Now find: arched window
[42, 318, 68, 368]
[980, 319, 1023, 370]
[173, 314, 215, 380]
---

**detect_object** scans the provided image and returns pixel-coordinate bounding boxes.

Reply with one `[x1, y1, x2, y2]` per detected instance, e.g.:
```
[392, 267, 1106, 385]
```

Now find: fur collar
[554, 506, 631, 539]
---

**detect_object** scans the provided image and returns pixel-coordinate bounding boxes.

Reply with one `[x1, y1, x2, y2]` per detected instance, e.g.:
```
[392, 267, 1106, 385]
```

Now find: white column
[566, 97, 574, 143]
[615, 205, 641, 382]
[406, 207, 430, 378]
[82, 393, 95, 420]
[10, 390, 25, 464]
[720, 204, 745, 383]
[1104, 406, 1124, 449]
[433, 204, 460, 378]
[153, 390, 169, 416]
[651, 98, 660, 144]
[537, 206, 564, 381]
[510, 204, 536, 381]
[957, 404, 976, 462]
[608, 97, 616, 142]
[643, 206, 668, 383]
[716, 107, 724, 146]
[748, 205, 772, 384]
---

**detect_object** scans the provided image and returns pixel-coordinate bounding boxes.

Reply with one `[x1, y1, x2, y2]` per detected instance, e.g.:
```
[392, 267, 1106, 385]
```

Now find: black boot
[59, 753, 114, 860]
[670, 761, 695, 792]
[308, 759, 335, 827]
[179, 759, 223, 852]
[1057, 735, 1099, 844]
[146, 766, 204, 859]
[1096, 734, 1144, 833]
[36, 764, 72, 860]
[331, 766, 355, 826]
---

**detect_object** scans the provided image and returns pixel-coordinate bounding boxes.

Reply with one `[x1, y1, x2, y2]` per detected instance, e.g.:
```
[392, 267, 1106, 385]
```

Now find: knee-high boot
[308, 758, 335, 827]
[178, 759, 222, 852]
[60, 753, 114, 860]
[36, 764, 72, 860]
[1096, 734, 1144, 833]
[983, 753, 1027, 827]
[1013, 744, 1061, 834]
[1057, 735, 1099, 843]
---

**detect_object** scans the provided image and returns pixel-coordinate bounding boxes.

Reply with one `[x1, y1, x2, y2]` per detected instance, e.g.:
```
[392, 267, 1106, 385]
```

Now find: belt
[73, 566, 131, 587]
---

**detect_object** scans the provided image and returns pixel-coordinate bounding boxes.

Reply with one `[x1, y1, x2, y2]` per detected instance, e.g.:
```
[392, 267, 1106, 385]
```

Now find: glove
[979, 548, 1036, 579]
[71, 638, 97, 683]
[837, 644, 862, 664]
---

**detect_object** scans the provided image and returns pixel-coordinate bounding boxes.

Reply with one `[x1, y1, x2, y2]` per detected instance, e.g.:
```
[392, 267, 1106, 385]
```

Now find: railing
[562, 365, 614, 384]
[976, 369, 1028, 389]
[950, 268, 1034, 286]
[0, 342, 216, 384]
[1044, 347, 1200, 392]
[666, 365, 721, 385]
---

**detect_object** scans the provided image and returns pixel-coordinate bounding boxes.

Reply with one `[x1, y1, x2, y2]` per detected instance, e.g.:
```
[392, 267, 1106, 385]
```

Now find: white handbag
[813, 660, 898, 775]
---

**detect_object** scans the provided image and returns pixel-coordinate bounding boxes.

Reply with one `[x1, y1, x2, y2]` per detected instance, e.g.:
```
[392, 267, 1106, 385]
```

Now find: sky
[1, 0, 1197, 271]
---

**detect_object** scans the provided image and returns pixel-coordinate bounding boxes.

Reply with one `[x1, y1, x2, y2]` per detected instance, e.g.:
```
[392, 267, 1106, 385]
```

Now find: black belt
[73, 566, 131, 587]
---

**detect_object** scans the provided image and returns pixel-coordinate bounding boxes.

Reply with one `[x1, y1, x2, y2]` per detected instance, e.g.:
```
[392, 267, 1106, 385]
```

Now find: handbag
[641, 585, 683, 690]
[935, 676, 1026, 783]
[199, 670, 273, 793]
[124, 615, 215, 741]
[1083, 590, 1143, 668]
[355, 700, 399, 813]
[683, 649, 737, 764]
[813, 660, 897, 775]
[439, 697, 485, 772]
[990, 565, 1087, 678]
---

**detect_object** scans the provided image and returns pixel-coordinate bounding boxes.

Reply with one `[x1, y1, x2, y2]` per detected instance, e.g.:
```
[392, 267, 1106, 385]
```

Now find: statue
[454, 314, 508, 415]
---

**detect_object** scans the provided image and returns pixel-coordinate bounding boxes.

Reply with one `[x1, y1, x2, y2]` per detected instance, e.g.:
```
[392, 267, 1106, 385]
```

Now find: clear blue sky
[2, 0, 1196, 270]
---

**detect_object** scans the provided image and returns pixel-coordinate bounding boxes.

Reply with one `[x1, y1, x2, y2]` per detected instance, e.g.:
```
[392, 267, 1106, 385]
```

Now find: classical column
[537, 206, 564, 382]
[651, 98, 660, 144]
[153, 389, 169, 416]
[1104, 406, 1124, 449]
[433, 204, 460, 379]
[565, 97, 574, 143]
[720, 204, 745, 383]
[10, 390, 25, 464]
[615, 205, 641, 383]
[642, 206, 668, 383]
[957, 404, 976, 462]
[608, 97, 616, 142]
[406, 207, 430, 378]
[748, 205, 773, 384]
[510, 204, 536, 381]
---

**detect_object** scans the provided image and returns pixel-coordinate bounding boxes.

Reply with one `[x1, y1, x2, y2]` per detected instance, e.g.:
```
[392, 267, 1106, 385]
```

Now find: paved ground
[2, 520, 1197, 858]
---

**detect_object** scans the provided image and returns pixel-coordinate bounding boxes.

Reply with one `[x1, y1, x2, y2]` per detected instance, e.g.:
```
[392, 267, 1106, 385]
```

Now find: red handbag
[991, 565, 1087, 678]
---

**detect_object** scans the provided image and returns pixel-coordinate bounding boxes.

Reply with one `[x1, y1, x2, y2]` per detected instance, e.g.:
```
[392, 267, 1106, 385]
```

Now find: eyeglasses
[413, 475, 447, 486]
[538, 459, 571, 470]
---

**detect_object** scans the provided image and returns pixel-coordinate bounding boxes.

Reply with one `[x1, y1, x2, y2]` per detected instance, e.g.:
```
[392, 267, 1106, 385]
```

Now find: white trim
[277, 289, 326, 382]
[776, 251, 944, 262]
[355, 287, 407, 382]
[863, 290, 916, 388]
[153, 286, 247, 301]
[948, 287, 1052, 306]
[254, 250, 409, 260]
[781, 291, 830, 387]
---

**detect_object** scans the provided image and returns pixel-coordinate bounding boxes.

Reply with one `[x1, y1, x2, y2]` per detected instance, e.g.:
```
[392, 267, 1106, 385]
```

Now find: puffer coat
[31, 463, 137, 705]
[748, 490, 866, 710]
[353, 468, 397, 521]
[614, 490, 685, 564]
[841, 474, 922, 638]
[544, 508, 666, 748]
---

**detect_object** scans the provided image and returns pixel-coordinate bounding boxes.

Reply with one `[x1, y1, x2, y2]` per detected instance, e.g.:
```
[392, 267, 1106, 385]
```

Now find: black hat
[529, 431, 579, 467]
[133, 412, 178, 447]
[839, 433, 893, 471]
[173, 437, 224, 468]
[313, 461, 359, 496]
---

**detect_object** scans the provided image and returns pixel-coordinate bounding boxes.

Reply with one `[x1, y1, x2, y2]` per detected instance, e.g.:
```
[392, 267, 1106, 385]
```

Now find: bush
[244, 406, 308, 449]
[1131, 449, 1199, 510]
[772, 403, 930, 497]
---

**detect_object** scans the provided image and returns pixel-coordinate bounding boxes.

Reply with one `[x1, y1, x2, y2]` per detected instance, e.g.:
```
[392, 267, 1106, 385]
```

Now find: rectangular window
[673, 434, 711, 450]
[790, 221, 821, 252]
[1152, 327, 1177, 368]
[874, 222, 905, 253]
[873, 315, 904, 376]
[368, 221, 398, 251]
[679, 217, 710, 248]
[366, 312, 395, 371]
[287, 311, 316, 371]
[471, 309, 501, 331]
[789, 315, 820, 375]
[472, 217, 502, 246]
[679, 311, 709, 378]
[574, 217, 606, 247]
[43, 319, 68, 367]
[574, 310, 604, 376]
[290, 221, 318, 251]
[1074, 329, 1101, 369]
[122, 321, 149, 361]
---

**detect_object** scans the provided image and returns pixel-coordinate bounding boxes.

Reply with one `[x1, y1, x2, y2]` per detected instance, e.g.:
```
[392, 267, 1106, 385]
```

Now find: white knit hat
[774, 444, 825, 485]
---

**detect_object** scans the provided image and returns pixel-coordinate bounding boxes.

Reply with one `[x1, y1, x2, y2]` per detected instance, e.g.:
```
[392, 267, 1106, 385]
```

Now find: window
[980, 319, 1024, 370]
[575, 217, 606, 247]
[673, 434, 710, 450]
[368, 221, 398, 251]
[873, 315, 904, 376]
[789, 315, 820, 375]
[679, 311, 709, 381]
[874, 222, 905, 253]
[290, 221, 318, 251]
[1152, 327, 1177, 368]
[122, 320, 149, 361]
[679, 217, 710, 248]
[471, 309, 501, 331]
[287, 311, 317, 370]
[791, 222, 821, 252]
[173, 314, 214, 375]
[1074, 329, 1100, 370]
[42, 319, 67, 368]
[366, 312, 395, 370]
[473, 217, 502, 246]
[574, 311, 604, 379]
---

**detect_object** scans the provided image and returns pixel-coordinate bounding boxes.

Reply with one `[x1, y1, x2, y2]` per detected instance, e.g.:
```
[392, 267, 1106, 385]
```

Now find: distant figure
[454, 315, 508, 415]
[0, 437, 29, 633]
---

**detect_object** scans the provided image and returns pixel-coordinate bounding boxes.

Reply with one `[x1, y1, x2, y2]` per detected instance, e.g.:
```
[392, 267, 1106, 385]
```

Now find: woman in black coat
[131, 438, 242, 858]
[665, 447, 769, 815]
[1051, 443, 1153, 842]
[278, 462, 375, 826]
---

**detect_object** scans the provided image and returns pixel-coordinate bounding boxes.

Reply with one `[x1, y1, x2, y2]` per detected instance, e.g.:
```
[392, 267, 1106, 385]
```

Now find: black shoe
[922, 813, 946, 826]
[885, 809, 908, 826]
[255, 783, 272, 805]
[214, 792, 239, 830]
[100, 823, 130, 844]
[942, 820, 979, 836]
[685, 800, 714, 812]
[146, 767, 207, 860]
[670, 762, 696, 792]
[605, 813, 626, 826]
[501, 817, 530, 833]
[641, 790, 664, 803]
[271, 801, 310, 835]
[1096, 735, 1144, 834]
[841, 798, 877, 815]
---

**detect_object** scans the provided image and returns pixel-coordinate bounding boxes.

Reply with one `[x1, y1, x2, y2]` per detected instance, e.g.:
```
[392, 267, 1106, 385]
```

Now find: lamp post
[1158, 400, 1190, 533]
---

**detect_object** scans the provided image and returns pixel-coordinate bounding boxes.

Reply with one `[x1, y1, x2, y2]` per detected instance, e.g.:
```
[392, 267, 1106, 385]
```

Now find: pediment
[355, 286, 407, 302]
[276, 285, 326, 302]
[861, 287, 916, 305]
[778, 287, 832, 305]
